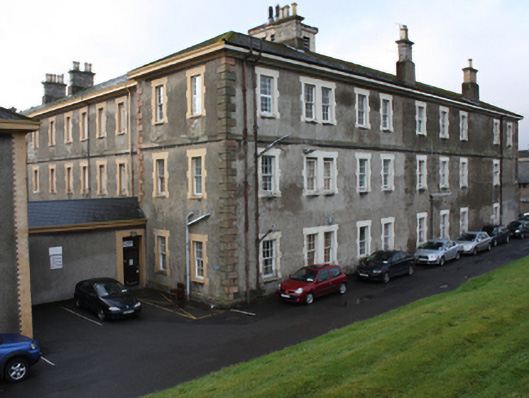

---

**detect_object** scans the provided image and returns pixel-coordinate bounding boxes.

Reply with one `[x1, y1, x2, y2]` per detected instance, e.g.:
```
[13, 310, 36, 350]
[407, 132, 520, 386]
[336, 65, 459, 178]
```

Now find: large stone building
[25, 5, 523, 305]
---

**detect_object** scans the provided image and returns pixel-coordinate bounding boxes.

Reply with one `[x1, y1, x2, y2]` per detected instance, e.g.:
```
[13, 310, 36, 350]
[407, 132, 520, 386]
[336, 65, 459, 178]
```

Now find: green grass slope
[148, 257, 529, 398]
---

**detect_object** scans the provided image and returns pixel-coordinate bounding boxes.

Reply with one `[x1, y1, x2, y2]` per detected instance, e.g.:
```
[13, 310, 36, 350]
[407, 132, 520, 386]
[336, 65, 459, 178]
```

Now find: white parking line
[61, 307, 103, 326]
[41, 356, 55, 366]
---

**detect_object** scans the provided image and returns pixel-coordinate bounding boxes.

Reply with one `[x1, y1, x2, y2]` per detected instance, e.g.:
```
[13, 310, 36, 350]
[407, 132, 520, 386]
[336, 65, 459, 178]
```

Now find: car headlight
[464, 244, 472, 251]
[372, 269, 382, 274]
[516, 229, 521, 233]
[294, 288, 304, 294]
[108, 306, 120, 312]
[429, 255, 438, 261]
[134, 302, 141, 308]
[30, 342, 38, 350]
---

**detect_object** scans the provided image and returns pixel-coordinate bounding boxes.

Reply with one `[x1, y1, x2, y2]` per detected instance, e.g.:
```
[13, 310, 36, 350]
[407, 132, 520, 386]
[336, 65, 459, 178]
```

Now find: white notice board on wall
[49, 246, 63, 269]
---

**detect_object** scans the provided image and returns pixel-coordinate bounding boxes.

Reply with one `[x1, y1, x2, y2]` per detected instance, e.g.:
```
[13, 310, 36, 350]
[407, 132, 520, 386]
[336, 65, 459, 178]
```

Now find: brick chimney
[396, 25, 416, 86]
[68, 61, 95, 95]
[462, 59, 479, 101]
[42, 73, 66, 104]
[248, 3, 319, 52]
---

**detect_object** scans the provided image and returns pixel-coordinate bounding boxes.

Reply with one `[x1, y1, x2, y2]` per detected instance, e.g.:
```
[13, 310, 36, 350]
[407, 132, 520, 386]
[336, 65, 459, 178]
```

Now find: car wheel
[338, 283, 347, 295]
[383, 273, 390, 284]
[75, 299, 82, 309]
[493, 239, 498, 247]
[473, 247, 478, 256]
[487, 243, 492, 252]
[522, 233, 526, 240]
[305, 293, 314, 305]
[455, 251, 461, 261]
[438, 257, 445, 266]
[506, 235, 510, 243]
[5, 357, 29, 383]
[97, 309, 106, 321]
[408, 265, 414, 276]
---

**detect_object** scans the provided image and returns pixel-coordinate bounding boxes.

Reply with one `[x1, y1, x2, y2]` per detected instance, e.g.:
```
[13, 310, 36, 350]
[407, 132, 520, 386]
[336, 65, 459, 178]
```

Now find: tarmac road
[3, 238, 529, 398]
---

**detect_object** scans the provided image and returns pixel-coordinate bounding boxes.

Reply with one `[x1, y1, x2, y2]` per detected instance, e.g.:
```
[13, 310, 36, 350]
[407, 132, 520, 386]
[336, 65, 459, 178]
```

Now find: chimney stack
[462, 59, 479, 101]
[42, 73, 66, 104]
[396, 25, 416, 86]
[68, 61, 95, 96]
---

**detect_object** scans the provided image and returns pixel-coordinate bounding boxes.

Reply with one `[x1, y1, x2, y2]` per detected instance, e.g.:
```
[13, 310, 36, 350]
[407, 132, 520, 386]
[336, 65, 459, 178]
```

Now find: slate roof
[28, 197, 146, 229]
[519, 150, 529, 184]
[0, 106, 37, 121]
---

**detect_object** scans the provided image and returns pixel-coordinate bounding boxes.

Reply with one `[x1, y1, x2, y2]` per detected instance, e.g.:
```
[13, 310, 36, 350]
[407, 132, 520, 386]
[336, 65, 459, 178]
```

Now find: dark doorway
[123, 237, 140, 286]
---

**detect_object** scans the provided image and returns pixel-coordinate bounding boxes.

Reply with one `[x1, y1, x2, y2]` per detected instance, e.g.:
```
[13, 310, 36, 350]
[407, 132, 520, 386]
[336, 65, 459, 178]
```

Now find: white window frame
[152, 77, 168, 125]
[258, 148, 281, 197]
[356, 152, 372, 193]
[506, 122, 513, 147]
[48, 117, 56, 146]
[417, 212, 428, 247]
[303, 151, 338, 196]
[49, 164, 56, 194]
[96, 160, 107, 196]
[96, 104, 106, 138]
[64, 112, 73, 143]
[381, 217, 395, 251]
[380, 93, 393, 132]
[154, 229, 170, 274]
[299, 76, 336, 124]
[492, 203, 500, 225]
[355, 88, 371, 129]
[459, 111, 468, 141]
[416, 155, 428, 191]
[256, 67, 280, 118]
[439, 106, 449, 139]
[152, 153, 169, 198]
[416, 101, 427, 136]
[356, 220, 372, 258]
[187, 148, 207, 199]
[303, 225, 338, 266]
[259, 231, 282, 281]
[460, 207, 469, 235]
[115, 96, 127, 135]
[439, 209, 450, 239]
[439, 157, 450, 189]
[80, 161, 89, 194]
[493, 159, 500, 186]
[116, 158, 129, 196]
[380, 154, 395, 191]
[32, 166, 39, 194]
[493, 119, 500, 145]
[186, 65, 206, 119]
[64, 163, 73, 194]
[80, 108, 88, 141]
[190, 233, 208, 283]
[460, 157, 468, 188]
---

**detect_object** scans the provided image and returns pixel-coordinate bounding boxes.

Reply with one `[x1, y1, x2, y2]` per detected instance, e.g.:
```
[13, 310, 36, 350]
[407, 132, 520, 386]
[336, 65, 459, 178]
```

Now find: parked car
[276, 264, 347, 305]
[414, 239, 461, 265]
[518, 212, 529, 221]
[74, 278, 142, 321]
[455, 231, 492, 255]
[507, 220, 529, 239]
[356, 250, 414, 283]
[482, 225, 511, 246]
[0, 334, 41, 383]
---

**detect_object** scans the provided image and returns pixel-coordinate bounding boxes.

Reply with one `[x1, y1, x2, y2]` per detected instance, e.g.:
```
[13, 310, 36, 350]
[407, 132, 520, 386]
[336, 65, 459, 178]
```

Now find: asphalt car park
[3, 238, 529, 398]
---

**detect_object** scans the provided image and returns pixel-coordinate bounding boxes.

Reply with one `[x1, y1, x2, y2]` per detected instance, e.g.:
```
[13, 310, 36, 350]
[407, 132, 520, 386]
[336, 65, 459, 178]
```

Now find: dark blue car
[0, 334, 41, 383]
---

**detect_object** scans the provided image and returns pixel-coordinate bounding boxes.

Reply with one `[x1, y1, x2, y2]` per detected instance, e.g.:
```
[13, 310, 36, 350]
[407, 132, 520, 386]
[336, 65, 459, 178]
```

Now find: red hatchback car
[276, 264, 347, 304]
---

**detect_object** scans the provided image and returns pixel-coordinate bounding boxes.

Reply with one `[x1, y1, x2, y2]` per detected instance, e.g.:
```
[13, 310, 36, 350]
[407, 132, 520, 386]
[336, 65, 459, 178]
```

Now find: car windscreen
[94, 282, 127, 297]
[291, 268, 318, 282]
[457, 233, 476, 241]
[419, 242, 443, 250]
[366, 251, 393, 262]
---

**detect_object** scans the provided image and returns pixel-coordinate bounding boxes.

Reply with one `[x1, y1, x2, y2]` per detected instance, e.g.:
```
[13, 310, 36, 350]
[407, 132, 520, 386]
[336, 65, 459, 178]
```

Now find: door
[123, 237, 140, 286]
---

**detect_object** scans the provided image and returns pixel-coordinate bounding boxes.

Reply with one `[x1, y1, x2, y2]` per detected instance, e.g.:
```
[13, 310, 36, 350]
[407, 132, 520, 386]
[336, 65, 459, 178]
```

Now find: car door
[390, 252, 406, 276]
[314, 269, 332, 297]
[329, 267, 343, 292]
[446, 241, 457, 260]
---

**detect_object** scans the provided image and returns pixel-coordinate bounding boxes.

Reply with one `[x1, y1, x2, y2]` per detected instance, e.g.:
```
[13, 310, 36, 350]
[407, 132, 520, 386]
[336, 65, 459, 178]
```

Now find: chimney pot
[462, 59, 479, 101]
[291, 2, 297, 16]
[268, 6, 274, 22]
[73, 61, 80, 71]
[396, 25, 415, 85]
[84, 62, 92, 72]
[275, 5, 280, 20]
[399, 25, 409, 40]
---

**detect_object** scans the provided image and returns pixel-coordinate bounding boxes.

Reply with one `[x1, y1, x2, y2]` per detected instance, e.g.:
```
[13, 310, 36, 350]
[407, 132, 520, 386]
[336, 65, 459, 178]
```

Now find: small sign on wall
[49, 246, 63, 269]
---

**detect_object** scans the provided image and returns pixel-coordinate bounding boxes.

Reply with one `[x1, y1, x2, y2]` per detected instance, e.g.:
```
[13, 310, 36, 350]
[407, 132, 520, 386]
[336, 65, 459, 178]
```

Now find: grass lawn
[147, 257, 529, 398]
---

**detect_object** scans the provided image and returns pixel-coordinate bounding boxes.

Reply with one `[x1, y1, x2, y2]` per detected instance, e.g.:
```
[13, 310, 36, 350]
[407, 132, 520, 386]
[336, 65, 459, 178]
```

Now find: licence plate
[359, 273, 368, 277]
[123, 310, 134, 315]
[281, 294, 290, 298]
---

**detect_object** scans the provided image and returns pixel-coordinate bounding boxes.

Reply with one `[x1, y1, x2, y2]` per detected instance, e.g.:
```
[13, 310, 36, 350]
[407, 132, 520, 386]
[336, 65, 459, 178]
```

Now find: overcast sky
[1, 0, 527, 147]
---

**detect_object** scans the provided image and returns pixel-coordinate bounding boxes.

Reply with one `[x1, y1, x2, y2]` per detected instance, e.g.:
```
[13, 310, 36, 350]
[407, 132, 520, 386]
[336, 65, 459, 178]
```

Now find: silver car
[455, 231, 492, 255]
[414, 239, 461, 266]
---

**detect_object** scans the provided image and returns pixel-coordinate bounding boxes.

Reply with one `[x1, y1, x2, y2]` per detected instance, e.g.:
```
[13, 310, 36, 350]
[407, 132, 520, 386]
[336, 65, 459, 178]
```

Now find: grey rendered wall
[0, 135, 20, 332]
[29, 229, 118, 304]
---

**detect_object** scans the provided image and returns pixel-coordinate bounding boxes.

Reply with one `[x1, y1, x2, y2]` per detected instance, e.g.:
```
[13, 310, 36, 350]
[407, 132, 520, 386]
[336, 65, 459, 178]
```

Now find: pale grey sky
[1, 0, 527, 146]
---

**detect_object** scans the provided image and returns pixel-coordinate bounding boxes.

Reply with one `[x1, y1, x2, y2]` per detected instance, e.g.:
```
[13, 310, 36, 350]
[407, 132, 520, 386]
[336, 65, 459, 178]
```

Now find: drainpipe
[127, 87, 134, 195]
[242, 57, 250, 304]
[499, 116, 504, 224]
[186, 212, 211, 302]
